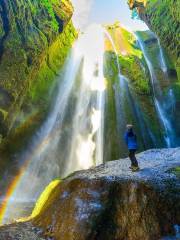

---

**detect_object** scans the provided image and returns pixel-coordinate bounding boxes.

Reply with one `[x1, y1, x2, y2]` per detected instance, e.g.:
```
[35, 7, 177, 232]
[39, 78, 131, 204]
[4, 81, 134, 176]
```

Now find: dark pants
[129, 149, 138, 167]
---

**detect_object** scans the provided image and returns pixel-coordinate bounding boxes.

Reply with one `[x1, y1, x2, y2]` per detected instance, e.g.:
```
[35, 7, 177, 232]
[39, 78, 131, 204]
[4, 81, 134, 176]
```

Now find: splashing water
[1, 24, 106, 224]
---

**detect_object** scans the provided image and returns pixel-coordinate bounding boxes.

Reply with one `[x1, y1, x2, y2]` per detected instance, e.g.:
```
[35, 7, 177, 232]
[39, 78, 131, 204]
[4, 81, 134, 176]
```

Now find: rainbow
[0, 131, 53, 225]
[0, 162, 28, 224]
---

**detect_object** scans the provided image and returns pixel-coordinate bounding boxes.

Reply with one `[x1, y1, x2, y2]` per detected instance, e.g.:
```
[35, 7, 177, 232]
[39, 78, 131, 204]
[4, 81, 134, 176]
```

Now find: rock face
[0, 148, 179, 240]
[127, 0, 180, 80]
[0, 0, 76, 173]
[0, 0, 76, 144]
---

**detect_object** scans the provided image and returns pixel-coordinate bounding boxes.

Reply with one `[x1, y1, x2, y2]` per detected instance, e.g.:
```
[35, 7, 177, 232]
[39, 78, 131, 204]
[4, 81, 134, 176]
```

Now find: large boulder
[0, 148, 179, 240]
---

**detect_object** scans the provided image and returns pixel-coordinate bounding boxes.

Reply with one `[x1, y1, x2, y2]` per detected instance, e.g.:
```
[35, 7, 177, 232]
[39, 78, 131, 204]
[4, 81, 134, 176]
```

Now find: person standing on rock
[124, 124, 140, 171]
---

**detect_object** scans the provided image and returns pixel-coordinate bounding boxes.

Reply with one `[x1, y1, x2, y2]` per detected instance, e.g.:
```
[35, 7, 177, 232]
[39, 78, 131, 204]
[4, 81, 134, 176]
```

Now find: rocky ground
[0, 148, 179, 240]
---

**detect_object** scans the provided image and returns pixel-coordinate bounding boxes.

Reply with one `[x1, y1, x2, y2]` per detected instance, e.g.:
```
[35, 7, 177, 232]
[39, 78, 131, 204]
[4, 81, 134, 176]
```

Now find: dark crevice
[0, 0, 10, 62]
[54, 13, 64, 33]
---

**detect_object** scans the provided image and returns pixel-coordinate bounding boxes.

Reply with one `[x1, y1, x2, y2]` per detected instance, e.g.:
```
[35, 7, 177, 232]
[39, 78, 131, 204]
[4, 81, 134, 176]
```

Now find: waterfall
[157, 37, 176, 118]
[2, 24, 106, 224]
[65, 24, 106, 171]
[104, 29, 121, 74]
[157, 38, 167, 73]
[105, 30, 155, 150]
[136, 35, 176, 147]
[114, 75, 156, 150]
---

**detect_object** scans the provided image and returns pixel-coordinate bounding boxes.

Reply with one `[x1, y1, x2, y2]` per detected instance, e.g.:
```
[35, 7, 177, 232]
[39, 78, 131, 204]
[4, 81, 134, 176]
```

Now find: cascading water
[105, 30, 155, 151]
[2, 24, 106, 224]
[157, 37, 176, 123]
[136, 35, 176, 147]
[157, 38, 168, 73]
[114, 74, 156, 150]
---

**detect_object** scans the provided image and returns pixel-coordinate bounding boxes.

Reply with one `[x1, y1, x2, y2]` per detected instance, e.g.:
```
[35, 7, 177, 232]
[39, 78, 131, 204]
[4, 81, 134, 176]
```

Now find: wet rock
[0, 222, 45, 240]
[0, 148, 179, 240]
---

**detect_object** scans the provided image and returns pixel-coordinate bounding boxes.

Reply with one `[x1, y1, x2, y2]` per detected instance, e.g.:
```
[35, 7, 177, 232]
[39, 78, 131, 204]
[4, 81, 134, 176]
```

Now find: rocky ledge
[0, 148, 180, 240]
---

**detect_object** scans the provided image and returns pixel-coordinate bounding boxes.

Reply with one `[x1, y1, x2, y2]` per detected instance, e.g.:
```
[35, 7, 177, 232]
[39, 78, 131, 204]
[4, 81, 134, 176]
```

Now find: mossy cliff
[103, 23, 164, 160]
[0, 0, 76, 160]
[128, 0, 180, 80]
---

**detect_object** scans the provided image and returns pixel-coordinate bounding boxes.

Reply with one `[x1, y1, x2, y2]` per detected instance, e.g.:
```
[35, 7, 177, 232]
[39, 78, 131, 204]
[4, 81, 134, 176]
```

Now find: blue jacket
[124, 130, 138, 150]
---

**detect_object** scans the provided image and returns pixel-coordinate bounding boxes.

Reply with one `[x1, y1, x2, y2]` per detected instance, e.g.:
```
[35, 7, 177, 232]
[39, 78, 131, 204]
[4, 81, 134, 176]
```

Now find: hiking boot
[131, 166, 140, 172]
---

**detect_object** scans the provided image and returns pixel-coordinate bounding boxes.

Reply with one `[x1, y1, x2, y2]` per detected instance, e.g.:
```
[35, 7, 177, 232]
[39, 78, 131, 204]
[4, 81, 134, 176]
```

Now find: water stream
[136, 35, 176, 147]
[157, 38, 168, 73]
[105, 31, 155, 151]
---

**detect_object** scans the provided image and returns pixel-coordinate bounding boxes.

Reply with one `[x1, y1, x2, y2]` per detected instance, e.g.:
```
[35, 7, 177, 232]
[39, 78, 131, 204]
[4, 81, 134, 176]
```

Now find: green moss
[104, 51, 150, 95]
[120, 55, 150, 95]
[40, 0, 59, 31]
[0, 21, 76, 160]
[0, 109, 8, 120]
[105, 24, 151, 95]
[31, 179, 61, 219]
[27, 21, 76, 105]
[144, 0, 180, 80]
[169, 167, 180, 178]
[0, 0, 77, 179]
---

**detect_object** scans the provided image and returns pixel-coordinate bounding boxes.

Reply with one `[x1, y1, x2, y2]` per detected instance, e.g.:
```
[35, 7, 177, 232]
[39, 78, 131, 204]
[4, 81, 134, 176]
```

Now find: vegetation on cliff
[128, 0, 180, 80]
[0, 0, 77, 163]
[105, 22, 150, 95]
